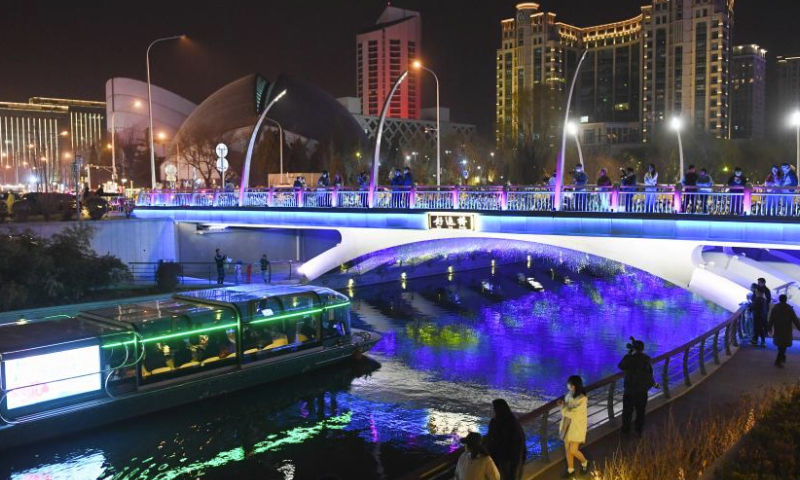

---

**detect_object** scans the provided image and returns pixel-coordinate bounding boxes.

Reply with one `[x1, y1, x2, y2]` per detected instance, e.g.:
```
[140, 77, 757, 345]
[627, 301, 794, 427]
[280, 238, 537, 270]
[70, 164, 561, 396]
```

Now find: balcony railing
[135, 184, 800, 218]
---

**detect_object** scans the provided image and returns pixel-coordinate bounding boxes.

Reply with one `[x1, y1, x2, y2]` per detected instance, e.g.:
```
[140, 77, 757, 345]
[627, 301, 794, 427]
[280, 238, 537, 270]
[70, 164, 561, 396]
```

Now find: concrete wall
[175, 224, 340, 264]
[0, 219, 177, 264]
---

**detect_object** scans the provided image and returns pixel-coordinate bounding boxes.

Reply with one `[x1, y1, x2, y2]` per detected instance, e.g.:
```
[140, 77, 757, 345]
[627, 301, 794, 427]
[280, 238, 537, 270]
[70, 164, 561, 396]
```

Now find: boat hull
[0, 331, 380, 450]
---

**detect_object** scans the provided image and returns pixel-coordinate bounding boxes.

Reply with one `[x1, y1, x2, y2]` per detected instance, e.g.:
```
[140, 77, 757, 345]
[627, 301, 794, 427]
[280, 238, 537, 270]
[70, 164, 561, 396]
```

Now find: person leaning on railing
[618, 339, 658, 436]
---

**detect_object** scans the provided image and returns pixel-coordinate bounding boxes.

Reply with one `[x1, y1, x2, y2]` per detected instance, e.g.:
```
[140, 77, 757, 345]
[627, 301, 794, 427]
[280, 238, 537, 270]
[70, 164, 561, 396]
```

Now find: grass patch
[590, 386, 800, 480]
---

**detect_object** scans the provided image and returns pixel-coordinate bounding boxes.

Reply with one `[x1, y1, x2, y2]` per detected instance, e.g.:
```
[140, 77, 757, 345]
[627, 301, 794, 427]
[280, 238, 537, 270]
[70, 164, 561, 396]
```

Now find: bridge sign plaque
[427, 212, 476, 231]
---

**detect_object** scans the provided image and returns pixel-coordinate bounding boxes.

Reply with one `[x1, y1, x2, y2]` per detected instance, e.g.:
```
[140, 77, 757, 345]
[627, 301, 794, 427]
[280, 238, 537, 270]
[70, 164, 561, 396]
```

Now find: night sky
[1, 0, 798, 136]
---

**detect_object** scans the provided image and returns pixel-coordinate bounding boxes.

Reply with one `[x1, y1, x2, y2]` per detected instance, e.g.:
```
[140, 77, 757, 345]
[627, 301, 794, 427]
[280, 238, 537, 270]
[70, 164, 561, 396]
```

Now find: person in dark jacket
[214, 248, 226, 285]
[750, 284, 769, 347]
[757, 277, 772, 304]
[727, 167, 747, 214]
[484, 398, 526, 480]
[682, 165, 699, 213]
[618, 340, 656, 435]
[767, 294, 800, 367]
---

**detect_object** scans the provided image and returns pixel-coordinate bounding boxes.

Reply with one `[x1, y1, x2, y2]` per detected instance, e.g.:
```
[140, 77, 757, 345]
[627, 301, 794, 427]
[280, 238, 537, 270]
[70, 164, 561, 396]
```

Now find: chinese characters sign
[427, 213, 476, 231]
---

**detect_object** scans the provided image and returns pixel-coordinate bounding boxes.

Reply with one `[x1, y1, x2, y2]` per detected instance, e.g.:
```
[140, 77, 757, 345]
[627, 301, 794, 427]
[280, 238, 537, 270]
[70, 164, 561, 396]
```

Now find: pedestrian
[743, 283, 757, 340]
[571, 164, 588, 190]
[333, 172, 343, 188]
[696, 168, 714, 213]
[214, 248, 226, 285]
[643, 164, 658, 212]
[757, 277, 772, 304]
[455, 432, 501, 480]
[597, 168, 612, 211]
[234, 260, 243, 285]
[293, 176, 303, 189]
[781, 162, 799, 189]
[569, 164, 588, 211]
[390, 168, 404, 208]
[558, 375, 589, 477]
[622, 167, 637, 212]
[682, 165, 699, 213]
[780, 163, 798, 216]
[260, 254, 270, 284]
[750, 284, 769, 347]
[484, 399, 526, 480]
[727, 167, 747, 215]
[317, 170, 330, 188]
[767, 294, 800, 368]
[357, 171, 369, 190]
[618, 339, 657, 436]
[764, 165, 783, 214]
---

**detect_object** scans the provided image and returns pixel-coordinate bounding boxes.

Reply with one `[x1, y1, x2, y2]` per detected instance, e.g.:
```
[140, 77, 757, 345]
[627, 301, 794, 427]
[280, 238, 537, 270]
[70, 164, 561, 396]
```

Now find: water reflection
[1, 257, 726, 480]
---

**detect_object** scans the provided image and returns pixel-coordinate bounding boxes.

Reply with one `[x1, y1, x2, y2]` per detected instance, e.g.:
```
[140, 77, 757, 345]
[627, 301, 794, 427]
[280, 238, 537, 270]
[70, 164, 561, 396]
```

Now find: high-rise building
[731, 45, 767, 140]
[356, 6, 422, 119]
[0, 97, 105, 186]
[497, 0, 735, 147]
[777, 56, 800, 121]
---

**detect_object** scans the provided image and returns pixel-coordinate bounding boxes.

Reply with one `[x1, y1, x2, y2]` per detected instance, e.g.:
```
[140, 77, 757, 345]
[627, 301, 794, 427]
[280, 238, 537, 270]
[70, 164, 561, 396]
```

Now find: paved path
[532, 343, 800, 479]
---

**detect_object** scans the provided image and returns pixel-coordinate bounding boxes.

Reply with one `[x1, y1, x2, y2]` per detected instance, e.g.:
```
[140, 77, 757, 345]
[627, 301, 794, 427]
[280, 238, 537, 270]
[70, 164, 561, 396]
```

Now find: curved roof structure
[177, 73, 365, 150]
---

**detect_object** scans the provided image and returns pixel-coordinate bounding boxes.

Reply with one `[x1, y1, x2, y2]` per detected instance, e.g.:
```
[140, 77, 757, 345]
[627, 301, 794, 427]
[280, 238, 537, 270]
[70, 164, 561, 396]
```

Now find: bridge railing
[135, 185, 800, 217]
[399, 308, 744, 480]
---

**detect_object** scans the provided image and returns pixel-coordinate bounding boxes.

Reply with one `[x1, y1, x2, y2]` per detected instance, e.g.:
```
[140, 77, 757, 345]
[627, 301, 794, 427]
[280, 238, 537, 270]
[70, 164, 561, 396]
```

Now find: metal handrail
[134, 184, 800, 218]
[399, 308, 744, 480]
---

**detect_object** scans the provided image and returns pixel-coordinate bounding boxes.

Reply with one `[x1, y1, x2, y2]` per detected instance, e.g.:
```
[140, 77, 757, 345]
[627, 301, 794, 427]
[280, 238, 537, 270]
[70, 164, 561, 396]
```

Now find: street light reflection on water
[2, 252, 726, 480]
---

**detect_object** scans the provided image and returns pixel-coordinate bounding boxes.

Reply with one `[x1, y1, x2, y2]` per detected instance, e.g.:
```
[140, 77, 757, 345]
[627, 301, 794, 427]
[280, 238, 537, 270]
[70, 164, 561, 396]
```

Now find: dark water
[0, 260, 726, 480]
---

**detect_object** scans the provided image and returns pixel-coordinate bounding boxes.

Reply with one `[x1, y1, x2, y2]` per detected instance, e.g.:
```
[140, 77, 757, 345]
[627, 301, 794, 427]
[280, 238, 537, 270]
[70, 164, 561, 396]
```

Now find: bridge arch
[296, 227, 750, 311]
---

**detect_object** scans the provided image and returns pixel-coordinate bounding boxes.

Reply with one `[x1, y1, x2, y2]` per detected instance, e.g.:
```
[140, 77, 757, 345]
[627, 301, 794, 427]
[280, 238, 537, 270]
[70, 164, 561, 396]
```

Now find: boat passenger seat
[180, 361, 200, 369]
[243, 348, 259, 355]
[201, 356, 220, 365]
[297, 334, 309, 342]
[151, 366, 173, 375]
[262, 338, 288, 350]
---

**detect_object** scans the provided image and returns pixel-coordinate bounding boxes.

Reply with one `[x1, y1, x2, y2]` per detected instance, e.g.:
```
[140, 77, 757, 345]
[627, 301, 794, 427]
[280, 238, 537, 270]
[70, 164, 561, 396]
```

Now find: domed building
[171, 73, 367, 187]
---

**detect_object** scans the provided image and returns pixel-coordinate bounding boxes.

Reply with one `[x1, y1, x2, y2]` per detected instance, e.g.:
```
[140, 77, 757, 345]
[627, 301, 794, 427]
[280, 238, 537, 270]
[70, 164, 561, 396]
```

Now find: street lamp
[554, 50, 589, 211]
[146, 34, 185, 189]
[413, 60, 441, 186]
[566, 121, 584, 168]
[790, 110, 800, 175]
[371, 70, 409, 199]
[240, 89, 288, 206]
[670, 117, 685, 181]
[263, 118, 284, 184]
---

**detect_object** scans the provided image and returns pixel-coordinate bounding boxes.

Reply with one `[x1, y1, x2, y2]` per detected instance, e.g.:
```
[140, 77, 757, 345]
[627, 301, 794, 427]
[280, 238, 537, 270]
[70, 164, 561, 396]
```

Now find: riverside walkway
[533, 344, 800, 480]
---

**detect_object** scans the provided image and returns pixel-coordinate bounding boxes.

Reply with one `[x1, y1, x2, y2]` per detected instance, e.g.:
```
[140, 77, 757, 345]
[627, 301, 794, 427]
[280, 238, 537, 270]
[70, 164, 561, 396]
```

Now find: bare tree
[176, 126, 225, 187]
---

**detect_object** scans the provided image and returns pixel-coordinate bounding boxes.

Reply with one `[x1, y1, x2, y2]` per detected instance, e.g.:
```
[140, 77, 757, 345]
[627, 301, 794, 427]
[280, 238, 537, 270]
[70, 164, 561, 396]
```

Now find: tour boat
[0, 284, 379, 450]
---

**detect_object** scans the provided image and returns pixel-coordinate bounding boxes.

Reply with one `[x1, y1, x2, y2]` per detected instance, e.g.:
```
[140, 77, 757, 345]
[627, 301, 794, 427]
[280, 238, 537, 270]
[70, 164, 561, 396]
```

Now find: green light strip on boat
[101, 301, 350, 349]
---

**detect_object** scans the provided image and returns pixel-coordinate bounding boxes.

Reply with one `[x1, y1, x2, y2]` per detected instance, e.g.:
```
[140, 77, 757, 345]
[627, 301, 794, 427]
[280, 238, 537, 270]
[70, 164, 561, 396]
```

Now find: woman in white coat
[558, 375, 589, 477]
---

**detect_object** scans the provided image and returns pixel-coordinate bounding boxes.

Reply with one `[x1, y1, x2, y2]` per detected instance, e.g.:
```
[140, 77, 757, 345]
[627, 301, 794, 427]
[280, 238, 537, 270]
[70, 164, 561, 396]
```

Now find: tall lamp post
[554, 50, 589, 211]
[370, 70, 409, 201]
[670, 117, 685, 181]
[566, 121, 584, 168]
[790, 111, 800, 175]
[146, 34, 184, 189]
[413, 61, 441, 186]
[264, 118, 284, 184]
[239, 89, 287, 207]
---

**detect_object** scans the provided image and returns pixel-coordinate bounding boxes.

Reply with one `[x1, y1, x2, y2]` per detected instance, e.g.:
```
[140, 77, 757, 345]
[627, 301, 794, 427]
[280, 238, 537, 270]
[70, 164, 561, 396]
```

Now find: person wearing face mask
[763, 165, 783, 214]
[558, 375, 589, 477]
[727, 167, 747, 215]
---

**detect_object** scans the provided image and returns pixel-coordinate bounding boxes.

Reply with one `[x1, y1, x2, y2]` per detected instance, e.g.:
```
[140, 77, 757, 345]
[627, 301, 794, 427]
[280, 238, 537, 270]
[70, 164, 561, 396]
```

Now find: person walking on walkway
[214, 248, 226, 285]
[618, 339, 656, 436]
[260, 254, 271, 284]
[757, 277, 772, 304]
[767, 294, 800, 368]
[234, 260, 243, 285]
[750, 285, 769, 347]
[558, 375, 589, 477]
[455, 432, 501, 480]
[484, 399, 526, 480]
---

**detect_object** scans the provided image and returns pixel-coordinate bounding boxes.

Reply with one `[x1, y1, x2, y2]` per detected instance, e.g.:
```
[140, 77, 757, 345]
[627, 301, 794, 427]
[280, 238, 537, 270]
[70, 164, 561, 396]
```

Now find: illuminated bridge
[135, 185, 800, 312]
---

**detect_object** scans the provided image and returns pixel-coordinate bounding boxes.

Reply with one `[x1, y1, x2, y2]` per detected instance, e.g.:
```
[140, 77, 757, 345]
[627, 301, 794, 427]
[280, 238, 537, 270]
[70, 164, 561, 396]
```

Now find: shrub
[0, 225, 131, 311]
[155, 261, 181, 292]
[714, 387, 800, 479]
